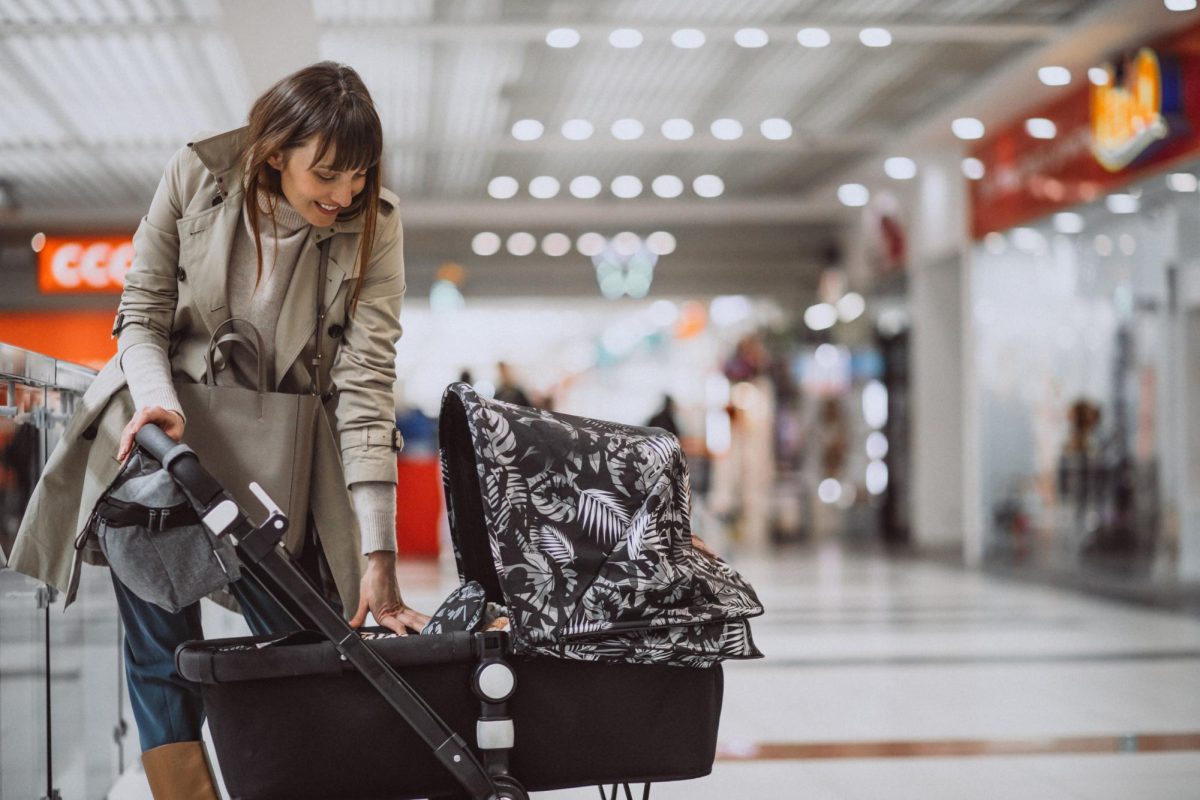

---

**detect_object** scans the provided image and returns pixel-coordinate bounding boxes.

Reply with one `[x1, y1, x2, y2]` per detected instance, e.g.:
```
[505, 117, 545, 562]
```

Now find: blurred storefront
[967, 23, 1200, 583]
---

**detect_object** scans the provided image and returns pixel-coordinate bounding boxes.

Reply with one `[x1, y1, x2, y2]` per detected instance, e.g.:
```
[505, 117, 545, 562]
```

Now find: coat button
[177, 266, 187, 282]
[82, 425, 97, 441]
[327, 324, 344, 339]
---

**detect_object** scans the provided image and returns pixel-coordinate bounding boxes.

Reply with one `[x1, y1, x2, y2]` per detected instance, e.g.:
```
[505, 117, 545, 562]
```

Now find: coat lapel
[177, 192, 242, 345]
[273, 233, 349, 390]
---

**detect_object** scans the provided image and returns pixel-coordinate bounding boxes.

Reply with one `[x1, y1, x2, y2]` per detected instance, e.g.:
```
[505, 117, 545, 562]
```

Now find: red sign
[970, 24, 1200, 238]
[38, 237, 134, 294]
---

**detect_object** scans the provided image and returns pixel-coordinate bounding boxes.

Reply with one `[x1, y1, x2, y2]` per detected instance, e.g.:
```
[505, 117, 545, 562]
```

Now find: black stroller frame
[136, 425, 525, 800]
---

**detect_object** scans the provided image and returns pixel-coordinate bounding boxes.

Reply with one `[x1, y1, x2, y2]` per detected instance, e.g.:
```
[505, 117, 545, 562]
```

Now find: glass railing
[0, 344, 133, 800]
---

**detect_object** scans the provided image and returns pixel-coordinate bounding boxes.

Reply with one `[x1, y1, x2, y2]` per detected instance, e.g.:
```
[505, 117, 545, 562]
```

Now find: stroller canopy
[439, 383, 762, 667]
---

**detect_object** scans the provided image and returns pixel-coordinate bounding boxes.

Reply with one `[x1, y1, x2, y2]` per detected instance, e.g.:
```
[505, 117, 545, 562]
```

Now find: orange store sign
[1091, 48, 1169, 172]
[38, 237, 133, 294]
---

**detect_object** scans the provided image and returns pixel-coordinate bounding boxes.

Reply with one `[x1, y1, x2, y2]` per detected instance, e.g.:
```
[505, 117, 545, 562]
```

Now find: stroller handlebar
[134, 422, 178, 464]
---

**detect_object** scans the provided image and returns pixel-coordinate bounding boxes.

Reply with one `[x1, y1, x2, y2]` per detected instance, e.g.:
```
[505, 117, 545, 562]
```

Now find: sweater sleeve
[350, 481, 397, 554]
[120, 342, 185, 420]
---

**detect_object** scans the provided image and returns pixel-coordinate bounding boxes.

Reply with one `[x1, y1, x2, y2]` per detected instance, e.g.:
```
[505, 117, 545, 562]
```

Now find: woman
[8, 62, 427, 797]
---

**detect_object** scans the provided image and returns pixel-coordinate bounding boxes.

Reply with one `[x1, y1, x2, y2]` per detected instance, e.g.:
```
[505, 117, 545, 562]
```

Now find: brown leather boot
[141, 741, 221, 800]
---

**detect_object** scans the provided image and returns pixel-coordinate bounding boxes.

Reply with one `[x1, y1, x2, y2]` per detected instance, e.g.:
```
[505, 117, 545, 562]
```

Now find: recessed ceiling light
[693, 175, 724, 198]
[546, 28, 580, 48]
[661, 118, 694, 140]
[672, 28, 705, 48]
[506, 232, 536, 256]
[962, 157, 985, 180]
[884, 157, 917, 180]
[562, 119, 594, 140]
[838, 183, 870, 207]
[735, 28, 768, 48]
[710, 118, 743, 140]
[859, 28, 892, 47]
[952, 117, 985, 140]
[1165, 0, 1197, 11]
[569, 175, 602, 199]
[760, 118, 793, 140]
[576, 232, 607, 256]
[797, 27, 831, 48]
[611, 118, 645, 140]
[1088, 67, 1110, 86]
[529, 176, 560, 199]
[1106, 194, 1139, 214]
[652, 175, 684, 198]
[1038, 66, 1071, 86]
[1053, 212, 1084, 234]
[31, 232, 46, 253]
[614, 231, 642, 256]
[471, 232, 501, 256]
[541, 232, 572, 257]
[1026, 118, 1057, 139]
[1168, 173, 1199, 192]
[511, 119, 544, 141]
[646, 231, 676, 255]
[611, 175, 643, 199]
[609, 28, 643, 48]
[487, 176, 519, 199]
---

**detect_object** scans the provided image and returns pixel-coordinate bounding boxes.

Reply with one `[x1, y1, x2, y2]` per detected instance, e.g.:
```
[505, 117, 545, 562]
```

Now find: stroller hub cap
[475, 662, 516, 701]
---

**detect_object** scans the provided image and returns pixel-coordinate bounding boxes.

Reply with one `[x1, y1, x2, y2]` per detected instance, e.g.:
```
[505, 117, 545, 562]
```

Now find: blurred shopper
[7, 62, 426, 798]
[647, 394, 681, 437]
[494, 361, 533, 407]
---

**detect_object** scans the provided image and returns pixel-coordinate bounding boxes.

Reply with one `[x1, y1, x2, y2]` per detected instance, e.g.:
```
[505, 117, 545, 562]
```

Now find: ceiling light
[652, 175, 684, 198]
[1038, 66, 1071, 86]
[1094, 234, 1113, 256]
[710, 119, 743, 140]
[859, 28, 892, 47]
[529, 176, 560, 199]
[487, 176, 519, 199]
[735, 28, 768, 48]
[614, 231, 642, 256]
[562, 119, 594, 140]
[672, 28, 705, 48]
[1166, 0, 1197, 10]
[1088, 67, 1110, 86]
[661, 118, 694, 140]
[506, 232, 536, 256]
[31, 232, 46, 253]
[611, 118, 644, 140]
[952, 117, 985, 140]
[1106, 194, 1139, 214]
[1168, 173, 1199, 192]
[760, 118, 793, 140]
[1026, 118, 1057, 139]
[609, 28, 643, 48]
[1053, 212, 1084, 234]
[837, 183, 870, 207]
[804, 303, 837, 331]
[546, 28, 580, 48]
[884, 157, 917, 180]
[693, 175, 724, 198]
[569, 175, 602, 199]
[1119, 233, 1136, 255]
[471, 232, 501, 256]
[837, 292, 865, 322]
[983, 232, 1006, 254]
[797, 27, 831, 48]
[511, 119, 544, 141]
[611, 175, 643, 199]
[541, 232, 572, 257]
[646, 231, 676, 255]
[577, 232, 607, 256]
[962, 157, 986, 180]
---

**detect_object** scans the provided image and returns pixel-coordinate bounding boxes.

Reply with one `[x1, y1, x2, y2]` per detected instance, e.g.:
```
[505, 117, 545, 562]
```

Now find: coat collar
[186, 127, 398, 239]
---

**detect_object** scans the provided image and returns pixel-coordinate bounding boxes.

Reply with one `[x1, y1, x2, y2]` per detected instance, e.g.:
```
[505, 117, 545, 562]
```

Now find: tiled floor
[109, 544, 1200, 799]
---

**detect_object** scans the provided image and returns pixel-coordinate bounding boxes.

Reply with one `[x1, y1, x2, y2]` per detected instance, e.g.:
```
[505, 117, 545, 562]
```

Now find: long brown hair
[242, 61, 383, 315]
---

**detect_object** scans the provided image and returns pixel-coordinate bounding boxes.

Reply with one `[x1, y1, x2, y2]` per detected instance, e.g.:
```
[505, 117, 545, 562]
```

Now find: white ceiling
[0, 0, 1184, 297]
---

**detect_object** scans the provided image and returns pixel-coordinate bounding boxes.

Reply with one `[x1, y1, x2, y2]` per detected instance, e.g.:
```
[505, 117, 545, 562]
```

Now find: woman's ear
[266, 151, 284, 170]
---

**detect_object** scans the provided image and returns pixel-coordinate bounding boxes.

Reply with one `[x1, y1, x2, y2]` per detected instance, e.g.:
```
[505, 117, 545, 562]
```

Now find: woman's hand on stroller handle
[118, 406, 185, 462]
[350, 551, 431, 636]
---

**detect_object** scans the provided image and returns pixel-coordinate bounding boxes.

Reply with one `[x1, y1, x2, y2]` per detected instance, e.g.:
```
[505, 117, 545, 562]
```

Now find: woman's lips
[315, 201, 339, 216]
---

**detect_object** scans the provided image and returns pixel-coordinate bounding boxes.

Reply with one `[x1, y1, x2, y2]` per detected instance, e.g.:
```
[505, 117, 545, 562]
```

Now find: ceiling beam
[215, 0, 319, 97]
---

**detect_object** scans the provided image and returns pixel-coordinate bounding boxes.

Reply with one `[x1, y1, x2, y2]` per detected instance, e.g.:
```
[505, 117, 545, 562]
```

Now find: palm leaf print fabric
[439, 383, 763, 667]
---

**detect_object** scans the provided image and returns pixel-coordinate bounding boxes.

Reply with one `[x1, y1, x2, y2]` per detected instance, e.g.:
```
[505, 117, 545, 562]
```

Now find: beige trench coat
[7, 127, 406, 614]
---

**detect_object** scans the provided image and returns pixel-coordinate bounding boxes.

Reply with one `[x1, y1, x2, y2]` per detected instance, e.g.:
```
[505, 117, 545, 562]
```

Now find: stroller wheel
[492, 775, 530, 800]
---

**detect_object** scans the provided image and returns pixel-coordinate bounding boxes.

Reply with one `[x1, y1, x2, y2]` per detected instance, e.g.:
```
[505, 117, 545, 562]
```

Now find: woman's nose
[331, 183, 353, 207]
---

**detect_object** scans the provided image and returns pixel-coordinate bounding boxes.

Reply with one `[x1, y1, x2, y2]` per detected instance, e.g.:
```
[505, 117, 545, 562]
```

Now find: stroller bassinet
[172, 383, 762, 799]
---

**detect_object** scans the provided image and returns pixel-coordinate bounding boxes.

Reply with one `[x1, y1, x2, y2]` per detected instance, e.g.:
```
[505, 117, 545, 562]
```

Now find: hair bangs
[308, 102, 381, 174]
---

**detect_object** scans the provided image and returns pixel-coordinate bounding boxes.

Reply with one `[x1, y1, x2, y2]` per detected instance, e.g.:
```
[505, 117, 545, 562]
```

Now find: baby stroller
[165, 383, 763, 799]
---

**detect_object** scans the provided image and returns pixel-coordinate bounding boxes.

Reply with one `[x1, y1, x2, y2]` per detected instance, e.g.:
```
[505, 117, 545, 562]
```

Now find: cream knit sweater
[120, 194, 396, 554]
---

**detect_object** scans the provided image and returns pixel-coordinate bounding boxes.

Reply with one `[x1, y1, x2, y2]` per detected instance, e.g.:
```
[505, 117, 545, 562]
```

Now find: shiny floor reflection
[107, 544, 1200, 799]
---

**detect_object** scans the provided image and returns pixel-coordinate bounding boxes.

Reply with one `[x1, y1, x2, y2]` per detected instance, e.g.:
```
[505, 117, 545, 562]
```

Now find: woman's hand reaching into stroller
[350, 551, 430, 636]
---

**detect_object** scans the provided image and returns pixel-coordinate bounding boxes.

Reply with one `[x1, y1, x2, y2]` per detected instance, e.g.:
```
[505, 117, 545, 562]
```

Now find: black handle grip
[134, 423, 177, 464]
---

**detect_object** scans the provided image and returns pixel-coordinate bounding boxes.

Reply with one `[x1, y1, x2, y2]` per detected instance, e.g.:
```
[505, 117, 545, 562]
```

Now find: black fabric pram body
[167, 383, 762, 799]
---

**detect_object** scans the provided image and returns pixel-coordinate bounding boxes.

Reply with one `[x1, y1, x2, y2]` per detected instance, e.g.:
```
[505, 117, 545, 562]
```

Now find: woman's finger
[376, 611, 409, 636]
[348, 596, 369, 629]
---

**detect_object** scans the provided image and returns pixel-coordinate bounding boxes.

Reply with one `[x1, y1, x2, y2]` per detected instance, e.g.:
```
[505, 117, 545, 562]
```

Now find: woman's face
[268, 138, 368, 227]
